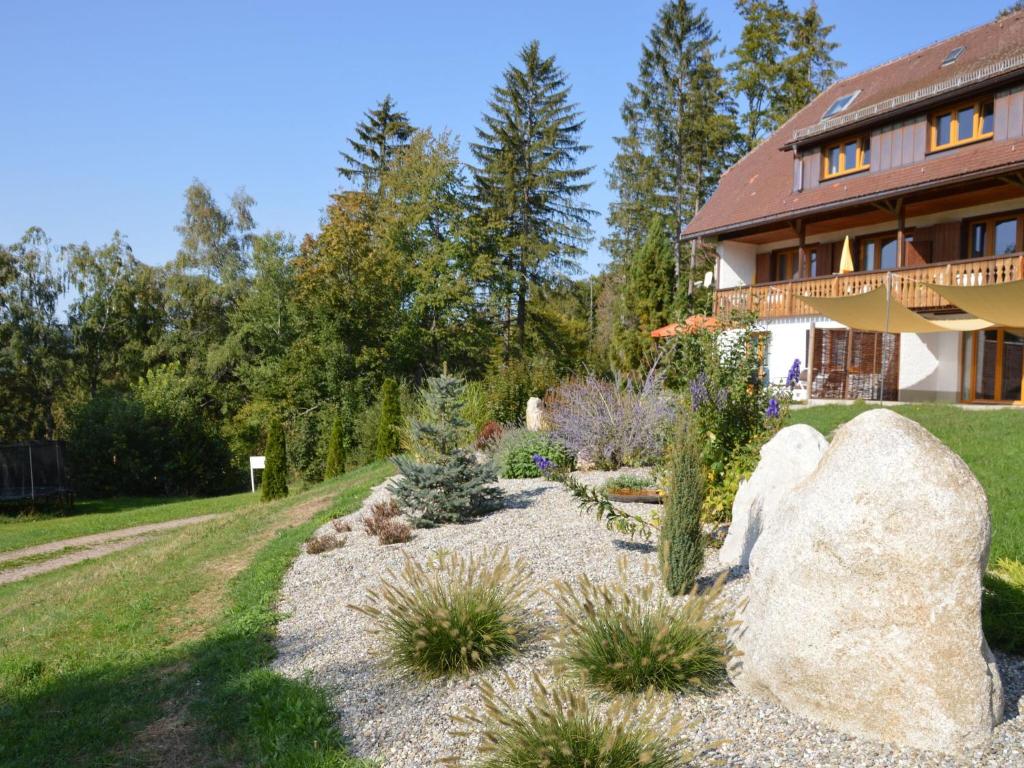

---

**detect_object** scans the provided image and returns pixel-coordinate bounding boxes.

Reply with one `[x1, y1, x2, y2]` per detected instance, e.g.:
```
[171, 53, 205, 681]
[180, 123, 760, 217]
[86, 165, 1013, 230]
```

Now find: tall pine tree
[777, 1, 843, 121]
[606, 1, 736, 318]
[338, 96, 416, 191]
[472, 41, 594, 357]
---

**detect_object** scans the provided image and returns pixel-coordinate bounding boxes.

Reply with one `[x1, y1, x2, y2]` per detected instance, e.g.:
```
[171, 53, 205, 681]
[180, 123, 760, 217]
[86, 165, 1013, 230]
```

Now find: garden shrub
[306, 532, 344, 554]
[545, 367, 675, 469]
[261, 418, 289, 501]
[493, 428, 571, 478]
[701, 437, 762, 524]
[331, 518, 352, 533]
[552, 559, 728, 694]
[363, 498, 413, 544]
[324, 403, 352, 479]
[377, 517, 413, 544]
[375, 377, 404, 459]
[475, 420, 503, 451]
[392, 374, 504, 526]
[482, 356, 558, 426]
[600, 472, 657, 493]
[457, 672, 707, 768]
[351, 549, 532, 678]
[659, 424, 705, 595]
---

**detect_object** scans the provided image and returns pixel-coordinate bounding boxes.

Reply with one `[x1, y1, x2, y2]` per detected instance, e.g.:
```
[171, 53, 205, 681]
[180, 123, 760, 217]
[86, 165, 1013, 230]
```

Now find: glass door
[962, 330, 1024, 402]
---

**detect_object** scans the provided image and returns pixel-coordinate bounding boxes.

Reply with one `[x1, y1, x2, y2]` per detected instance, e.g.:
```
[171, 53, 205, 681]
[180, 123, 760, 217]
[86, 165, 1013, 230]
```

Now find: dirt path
[0, 514, 224, 564]
[0, 514, 224, 586]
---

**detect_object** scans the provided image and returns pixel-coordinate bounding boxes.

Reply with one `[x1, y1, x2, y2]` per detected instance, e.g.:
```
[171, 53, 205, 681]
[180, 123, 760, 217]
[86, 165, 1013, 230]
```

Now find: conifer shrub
[391, 374, 504, 526]
[375, 378, 403, 459]
[324, 405, 351, 479]
[449, 672, 709, 768]
[552, 559, 728, 694]
[493, 428, 571, 479]
[351, 549, 532, 678]
[261, 418, 289, 501]
[659, 422, 706, 596]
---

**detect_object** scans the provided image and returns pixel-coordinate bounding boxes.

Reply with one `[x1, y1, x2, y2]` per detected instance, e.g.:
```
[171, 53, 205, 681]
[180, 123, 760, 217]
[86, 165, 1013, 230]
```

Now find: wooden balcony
[714, 253, 1024, 320]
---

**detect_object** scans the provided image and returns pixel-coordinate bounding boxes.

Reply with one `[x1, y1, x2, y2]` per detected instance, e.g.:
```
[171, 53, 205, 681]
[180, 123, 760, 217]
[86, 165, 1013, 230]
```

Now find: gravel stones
[273, 473, 1023, 767]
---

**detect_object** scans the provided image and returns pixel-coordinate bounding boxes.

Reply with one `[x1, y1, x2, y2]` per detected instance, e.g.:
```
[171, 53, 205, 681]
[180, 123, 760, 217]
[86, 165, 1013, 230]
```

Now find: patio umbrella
[838, 235, 855, 274]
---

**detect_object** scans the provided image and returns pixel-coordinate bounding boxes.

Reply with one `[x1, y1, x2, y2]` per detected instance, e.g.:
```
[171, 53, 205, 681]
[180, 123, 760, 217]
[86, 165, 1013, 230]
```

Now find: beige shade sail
[800, 286, 994, 333]
[923, 281, 1024, 327]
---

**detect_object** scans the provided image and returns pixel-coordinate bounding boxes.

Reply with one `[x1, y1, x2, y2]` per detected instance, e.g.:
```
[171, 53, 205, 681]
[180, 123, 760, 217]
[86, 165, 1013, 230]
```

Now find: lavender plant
[545, 366, 675, 469]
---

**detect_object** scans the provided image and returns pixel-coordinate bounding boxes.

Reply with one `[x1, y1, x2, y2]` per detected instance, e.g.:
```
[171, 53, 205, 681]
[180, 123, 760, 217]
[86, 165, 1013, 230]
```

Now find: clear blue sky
[0, 0, 1009, 276]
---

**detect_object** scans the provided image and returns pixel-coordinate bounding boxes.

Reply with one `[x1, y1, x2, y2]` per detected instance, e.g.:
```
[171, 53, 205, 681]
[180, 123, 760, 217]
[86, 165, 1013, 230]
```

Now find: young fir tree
[472, 40, 594, 356]
[659, 422, 706, 595]
[606, 1, 736, 314]
[391, 374, 503, 526]
[375, 378, 403, 459]
[337, 96, 415, 192]
[261, 418, 289, 501]
[324, 402, 351, 478]
[612, 216, 675, 370]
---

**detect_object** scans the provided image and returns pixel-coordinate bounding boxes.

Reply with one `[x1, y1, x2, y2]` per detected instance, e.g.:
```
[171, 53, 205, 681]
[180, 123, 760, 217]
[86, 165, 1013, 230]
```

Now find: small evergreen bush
[261, 418, 289, 501]
[659, 423, 706, 595]
[324, 404, 351, 479]
[351, 549, 532, 678]
[391, 374, 504, 526]
[493, 429, 571, 479]
[552, 559, 728, 694]
[453, 673, 707, 767]
[375, 378, 403, 459]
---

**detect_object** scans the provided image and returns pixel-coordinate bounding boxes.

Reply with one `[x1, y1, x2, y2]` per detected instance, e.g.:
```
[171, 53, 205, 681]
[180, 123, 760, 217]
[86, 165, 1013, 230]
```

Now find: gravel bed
[274, 475, 1024, 767]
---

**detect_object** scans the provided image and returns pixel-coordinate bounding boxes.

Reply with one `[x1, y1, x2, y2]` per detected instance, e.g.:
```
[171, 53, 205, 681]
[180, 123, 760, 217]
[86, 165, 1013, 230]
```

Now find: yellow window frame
[928, 98, 994, 152]
[821, 136, 870, 180]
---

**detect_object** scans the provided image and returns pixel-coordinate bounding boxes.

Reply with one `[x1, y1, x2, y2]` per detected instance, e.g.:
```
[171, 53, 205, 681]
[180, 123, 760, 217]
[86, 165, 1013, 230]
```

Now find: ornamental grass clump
[551, 558, 728, 695]
[350, 549, 533, 678]
[445, 672, 711, 768]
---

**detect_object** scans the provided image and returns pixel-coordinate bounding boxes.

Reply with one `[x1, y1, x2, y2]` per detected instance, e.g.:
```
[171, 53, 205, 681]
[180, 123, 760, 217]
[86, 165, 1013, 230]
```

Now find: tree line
[0, 0, 841, 496]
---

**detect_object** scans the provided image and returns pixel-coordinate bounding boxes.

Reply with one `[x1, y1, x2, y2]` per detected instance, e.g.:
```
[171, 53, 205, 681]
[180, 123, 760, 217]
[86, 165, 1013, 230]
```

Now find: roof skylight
[942, 46, 966, 66]
[821, 90, 861, 120]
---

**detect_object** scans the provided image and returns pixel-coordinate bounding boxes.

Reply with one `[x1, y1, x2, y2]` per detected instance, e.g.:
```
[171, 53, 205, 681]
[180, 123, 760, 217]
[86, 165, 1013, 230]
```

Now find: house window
[821, 90, 861, 119]
[929, 98, 994, 151]
[965, 213, 1023, 257]
[771, 249, 800, 281]
[857, 233, 901, 271]
[822, 136, 870, 179]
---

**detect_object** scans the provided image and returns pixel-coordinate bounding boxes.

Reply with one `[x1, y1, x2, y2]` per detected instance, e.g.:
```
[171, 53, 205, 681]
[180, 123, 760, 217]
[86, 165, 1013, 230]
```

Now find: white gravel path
[273, 475, 1024, 768]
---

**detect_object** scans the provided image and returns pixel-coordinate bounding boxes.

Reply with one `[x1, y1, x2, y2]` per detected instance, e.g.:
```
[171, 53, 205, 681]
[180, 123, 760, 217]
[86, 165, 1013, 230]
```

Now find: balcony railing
[714, 253, 1024, 320]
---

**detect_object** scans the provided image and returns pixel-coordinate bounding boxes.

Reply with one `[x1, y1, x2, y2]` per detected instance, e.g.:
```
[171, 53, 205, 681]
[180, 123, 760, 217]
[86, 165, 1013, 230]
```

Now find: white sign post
[249, 455, 266, 493]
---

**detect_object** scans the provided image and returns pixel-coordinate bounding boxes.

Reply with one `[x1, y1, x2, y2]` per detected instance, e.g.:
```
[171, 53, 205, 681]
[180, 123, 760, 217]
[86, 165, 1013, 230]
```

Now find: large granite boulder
[525, 397, 546, 431]
[732, 408, 1003, 755]
[718, 424, 828, 569]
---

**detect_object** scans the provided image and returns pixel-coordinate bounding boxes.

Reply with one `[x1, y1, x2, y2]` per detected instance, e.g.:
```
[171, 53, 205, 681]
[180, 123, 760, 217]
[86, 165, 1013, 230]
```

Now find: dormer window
[821, 90, 861, 120]
[822, 135, 871, 180]
[929, 97, 994, 151]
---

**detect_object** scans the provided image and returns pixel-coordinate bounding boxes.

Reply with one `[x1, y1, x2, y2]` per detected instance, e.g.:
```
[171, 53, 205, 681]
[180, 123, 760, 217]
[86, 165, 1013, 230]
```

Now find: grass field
[0, 461, 392, 768]
[787, 403, 1024, 653]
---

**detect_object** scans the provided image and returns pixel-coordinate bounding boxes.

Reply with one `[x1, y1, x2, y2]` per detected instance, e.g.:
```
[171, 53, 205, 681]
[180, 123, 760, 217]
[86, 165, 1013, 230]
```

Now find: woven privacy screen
[0, 441, 71, 501]
[810, 329, 900, 401]
[799, 287, 992, 333]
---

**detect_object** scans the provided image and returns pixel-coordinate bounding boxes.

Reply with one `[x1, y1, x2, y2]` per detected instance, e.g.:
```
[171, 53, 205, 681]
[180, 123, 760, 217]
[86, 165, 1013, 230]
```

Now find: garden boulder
[525, 397, 546, 431]
[732, 408, 1003, 756]
[718, 423, 827, 569]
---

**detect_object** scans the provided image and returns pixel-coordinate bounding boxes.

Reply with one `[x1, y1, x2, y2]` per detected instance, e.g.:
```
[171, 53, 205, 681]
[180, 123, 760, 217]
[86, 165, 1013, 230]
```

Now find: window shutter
[755, 252, 771, 284]
[931, 221, 962, 263]
[905, 226, 932, 266]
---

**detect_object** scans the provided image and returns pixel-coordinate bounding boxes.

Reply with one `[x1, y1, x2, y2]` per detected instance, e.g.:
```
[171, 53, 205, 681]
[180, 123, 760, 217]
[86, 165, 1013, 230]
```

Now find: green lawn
[0, 461, 392, 767]
[0, 493, 256, 554]
[787, 403, 1024, 653]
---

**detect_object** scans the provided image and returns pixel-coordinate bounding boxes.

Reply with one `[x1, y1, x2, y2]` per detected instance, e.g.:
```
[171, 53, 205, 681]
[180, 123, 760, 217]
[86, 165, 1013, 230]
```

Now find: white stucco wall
[717, 240, 757, 289]
[897, 332, 961, 402]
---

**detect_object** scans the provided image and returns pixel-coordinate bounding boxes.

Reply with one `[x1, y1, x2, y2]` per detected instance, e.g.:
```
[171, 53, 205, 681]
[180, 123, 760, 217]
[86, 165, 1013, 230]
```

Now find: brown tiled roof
[684, 11, 1024, 239]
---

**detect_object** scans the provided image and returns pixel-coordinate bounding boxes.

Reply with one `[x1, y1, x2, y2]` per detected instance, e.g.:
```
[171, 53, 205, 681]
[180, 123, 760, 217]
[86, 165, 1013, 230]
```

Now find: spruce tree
[261, 418, 289, 501]
[612, 216, 675, 369]
[472, 41, 594, 355]
[338, 96, 415, 191]
[391, 374, 503, 526]
[607, 1, 736, 312]
[375, 378, 403, 459]
[659, 422, 705, 595]
[776, 1, 843, 121]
